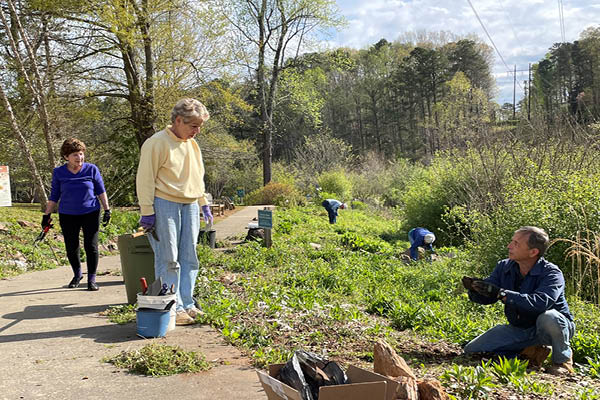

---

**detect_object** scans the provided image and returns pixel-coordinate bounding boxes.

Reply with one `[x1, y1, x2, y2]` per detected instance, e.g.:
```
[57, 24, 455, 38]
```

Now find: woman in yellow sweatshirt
[136, 98, 212, 326]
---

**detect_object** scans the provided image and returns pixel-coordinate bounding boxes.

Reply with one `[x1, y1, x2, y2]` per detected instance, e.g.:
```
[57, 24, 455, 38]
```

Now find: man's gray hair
[515, 226, 549, 257]
[171, 98, 210, 124]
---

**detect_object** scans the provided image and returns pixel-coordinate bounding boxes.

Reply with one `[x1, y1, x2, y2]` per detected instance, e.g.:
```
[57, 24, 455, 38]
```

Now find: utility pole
[513, 64, 516, 120]
[528, 63, 531, 121]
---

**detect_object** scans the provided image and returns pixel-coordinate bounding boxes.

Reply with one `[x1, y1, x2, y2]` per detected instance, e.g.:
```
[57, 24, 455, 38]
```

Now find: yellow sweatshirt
[136, 126, 209, 215]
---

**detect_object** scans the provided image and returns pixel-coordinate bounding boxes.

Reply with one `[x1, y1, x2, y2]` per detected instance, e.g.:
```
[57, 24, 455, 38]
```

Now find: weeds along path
[0, 215, 269, 400]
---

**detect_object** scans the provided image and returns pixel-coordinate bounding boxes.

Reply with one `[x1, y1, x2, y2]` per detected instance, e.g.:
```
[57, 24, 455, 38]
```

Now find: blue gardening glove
[139, 214, 155, 230]
[201, 205, 213, 224]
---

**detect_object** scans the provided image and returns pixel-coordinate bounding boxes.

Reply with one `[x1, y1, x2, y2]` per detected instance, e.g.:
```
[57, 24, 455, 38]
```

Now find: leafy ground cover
[192, 204, 600, 399]
[4, 203, 600, 397]
[0, 204, 241, 279]
[0, 204, 138, 278]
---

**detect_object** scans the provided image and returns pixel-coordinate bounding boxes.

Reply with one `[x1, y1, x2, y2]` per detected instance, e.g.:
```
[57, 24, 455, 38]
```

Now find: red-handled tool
[33, 223, 60, 265]
[140, 277, 148, 295]
[34, 225, 51, 247]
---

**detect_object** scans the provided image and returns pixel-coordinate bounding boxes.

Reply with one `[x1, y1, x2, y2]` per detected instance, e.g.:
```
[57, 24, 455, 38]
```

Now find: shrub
[351, 200, 366, 210]
[350, 156, 417, 207]
[318, 169, 352, 200]
[244, 182, 302, 207]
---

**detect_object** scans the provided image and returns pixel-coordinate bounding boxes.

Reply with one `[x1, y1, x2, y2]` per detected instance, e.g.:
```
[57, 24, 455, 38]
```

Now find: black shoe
[87, 282, 99, 291]
[68, 276, 83, 288]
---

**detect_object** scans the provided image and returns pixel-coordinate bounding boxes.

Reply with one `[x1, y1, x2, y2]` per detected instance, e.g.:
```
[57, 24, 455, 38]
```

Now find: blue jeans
[464, 309, 575, 363]
[148, 197, 200, 312]
[321, 200, 337, 224]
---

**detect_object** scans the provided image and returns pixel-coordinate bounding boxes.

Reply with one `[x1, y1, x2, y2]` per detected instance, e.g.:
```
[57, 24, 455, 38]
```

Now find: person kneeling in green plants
[408, 227, 436, 261]
[321, 199, 347, 224]
[462, 226, 575, 376]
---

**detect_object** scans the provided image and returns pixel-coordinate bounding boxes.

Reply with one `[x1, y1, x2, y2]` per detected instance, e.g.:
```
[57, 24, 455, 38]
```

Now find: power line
[558, 0, 566, 42]
[466, 0, 512, 74]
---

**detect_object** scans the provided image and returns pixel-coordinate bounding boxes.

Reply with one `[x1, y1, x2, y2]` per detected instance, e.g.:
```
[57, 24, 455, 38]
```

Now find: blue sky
[327, 0, 600, 105]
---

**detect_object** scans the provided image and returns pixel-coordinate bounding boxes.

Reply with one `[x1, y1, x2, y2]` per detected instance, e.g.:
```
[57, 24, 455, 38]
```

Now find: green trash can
[117, 233, 155, 304]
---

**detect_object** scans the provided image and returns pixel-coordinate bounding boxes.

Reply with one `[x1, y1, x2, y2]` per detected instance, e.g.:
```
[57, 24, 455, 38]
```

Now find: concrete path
[213, 205, 273, 241]
[0, 206, 271, 400]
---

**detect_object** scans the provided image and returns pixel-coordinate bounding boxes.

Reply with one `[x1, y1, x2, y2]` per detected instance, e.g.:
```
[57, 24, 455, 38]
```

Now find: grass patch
[104, 343, 211, 376]
[101, 304, 136, 324]
[0, 204, 138, 278]
[191, 204, 600, 398]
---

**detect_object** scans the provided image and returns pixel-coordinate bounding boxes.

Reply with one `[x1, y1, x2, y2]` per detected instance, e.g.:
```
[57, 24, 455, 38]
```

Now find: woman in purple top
[42, 138, 111, 291]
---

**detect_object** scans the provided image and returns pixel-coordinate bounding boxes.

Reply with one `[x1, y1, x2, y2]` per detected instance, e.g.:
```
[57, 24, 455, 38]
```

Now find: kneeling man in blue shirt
[462, 226, 575, 375]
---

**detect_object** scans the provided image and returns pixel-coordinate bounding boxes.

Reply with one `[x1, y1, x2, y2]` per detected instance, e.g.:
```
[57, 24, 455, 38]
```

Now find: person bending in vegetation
[408, 227, 436, 261]
[321, 199, 347, 224]
[462, 226, 575, 376]
[136, 98, 212, 326]
[42, 138, 111, 291]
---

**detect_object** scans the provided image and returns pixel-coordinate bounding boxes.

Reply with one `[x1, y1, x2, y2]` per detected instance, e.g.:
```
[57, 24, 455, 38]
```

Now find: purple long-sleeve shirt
[49, 163, 106, 215]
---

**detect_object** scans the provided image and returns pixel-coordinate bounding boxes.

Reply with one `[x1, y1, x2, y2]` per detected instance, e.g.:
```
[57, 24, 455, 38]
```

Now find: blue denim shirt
[468, 257, 573, 328]
[408, 227, 434, 260]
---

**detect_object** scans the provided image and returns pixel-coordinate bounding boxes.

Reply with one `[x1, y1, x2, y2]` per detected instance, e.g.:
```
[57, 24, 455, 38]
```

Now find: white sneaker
[185, 306, 205, 319]
[175, 310, 195, 326]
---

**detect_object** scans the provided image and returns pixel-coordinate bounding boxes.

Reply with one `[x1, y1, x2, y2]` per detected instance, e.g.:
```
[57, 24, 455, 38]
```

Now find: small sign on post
[257, 209, 272, 229]
[258, 208, 273, 247]
[0, 166, 11, 207]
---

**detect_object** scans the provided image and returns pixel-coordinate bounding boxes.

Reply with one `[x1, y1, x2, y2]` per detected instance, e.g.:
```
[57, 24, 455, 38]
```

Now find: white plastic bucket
[137, 293, 176, 332]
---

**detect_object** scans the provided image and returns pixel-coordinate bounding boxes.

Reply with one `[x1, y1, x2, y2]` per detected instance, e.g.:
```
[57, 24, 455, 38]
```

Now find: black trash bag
[278, 353, 314, 400]
[245, 227, 264, 242]
[278, 350, 348, 400]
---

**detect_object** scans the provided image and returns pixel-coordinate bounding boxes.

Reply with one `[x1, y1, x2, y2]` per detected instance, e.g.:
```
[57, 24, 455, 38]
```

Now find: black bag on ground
[277, 350, 348, 400]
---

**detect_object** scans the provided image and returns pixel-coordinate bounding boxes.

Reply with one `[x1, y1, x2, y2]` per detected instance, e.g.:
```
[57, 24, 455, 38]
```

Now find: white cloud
[330, 0, 600, 103]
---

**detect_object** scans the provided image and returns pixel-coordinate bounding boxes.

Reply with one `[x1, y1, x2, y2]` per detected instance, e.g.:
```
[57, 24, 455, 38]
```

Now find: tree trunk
[0, 85, 48, 209]
[2, 0, 56, 167]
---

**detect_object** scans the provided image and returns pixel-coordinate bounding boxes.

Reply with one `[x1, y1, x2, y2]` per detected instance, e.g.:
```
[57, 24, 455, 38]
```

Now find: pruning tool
[34, 224, 52, 247]
[133, 226, 159, 241]
[34, 223, 60, 264]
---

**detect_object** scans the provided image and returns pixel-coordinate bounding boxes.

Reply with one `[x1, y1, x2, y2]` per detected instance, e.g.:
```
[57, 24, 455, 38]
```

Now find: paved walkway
[0, 206, 270, 400]
[213, 205, 273, 241]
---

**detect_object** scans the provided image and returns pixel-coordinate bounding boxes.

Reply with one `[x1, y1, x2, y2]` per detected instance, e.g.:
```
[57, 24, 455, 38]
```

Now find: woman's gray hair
[515, 226, 549, 256]
[171, 98, 210, 124]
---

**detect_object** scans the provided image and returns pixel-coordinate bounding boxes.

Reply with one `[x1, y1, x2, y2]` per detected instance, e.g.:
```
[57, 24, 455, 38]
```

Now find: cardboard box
[257, 364, 401, 400]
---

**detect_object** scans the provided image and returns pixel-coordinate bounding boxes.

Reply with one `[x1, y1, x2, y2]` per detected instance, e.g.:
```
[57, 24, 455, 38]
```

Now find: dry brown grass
[552, 228, 600, 305]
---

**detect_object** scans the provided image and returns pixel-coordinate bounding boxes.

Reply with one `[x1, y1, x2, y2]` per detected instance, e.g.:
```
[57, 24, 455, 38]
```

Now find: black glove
[102, 209, 111, 227]
[472, 280, 501, 298]
[461, 276, 476, 291]
[41, 214, 52, 229]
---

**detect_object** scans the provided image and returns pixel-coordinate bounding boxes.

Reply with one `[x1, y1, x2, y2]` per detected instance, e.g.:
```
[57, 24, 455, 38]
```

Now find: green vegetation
[0, 204, 136, 278]
[190, 205, 599, 397]
[105, 343, 211, 376]
[441, 363, 496, 399]
[102, 304, 136, 325]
